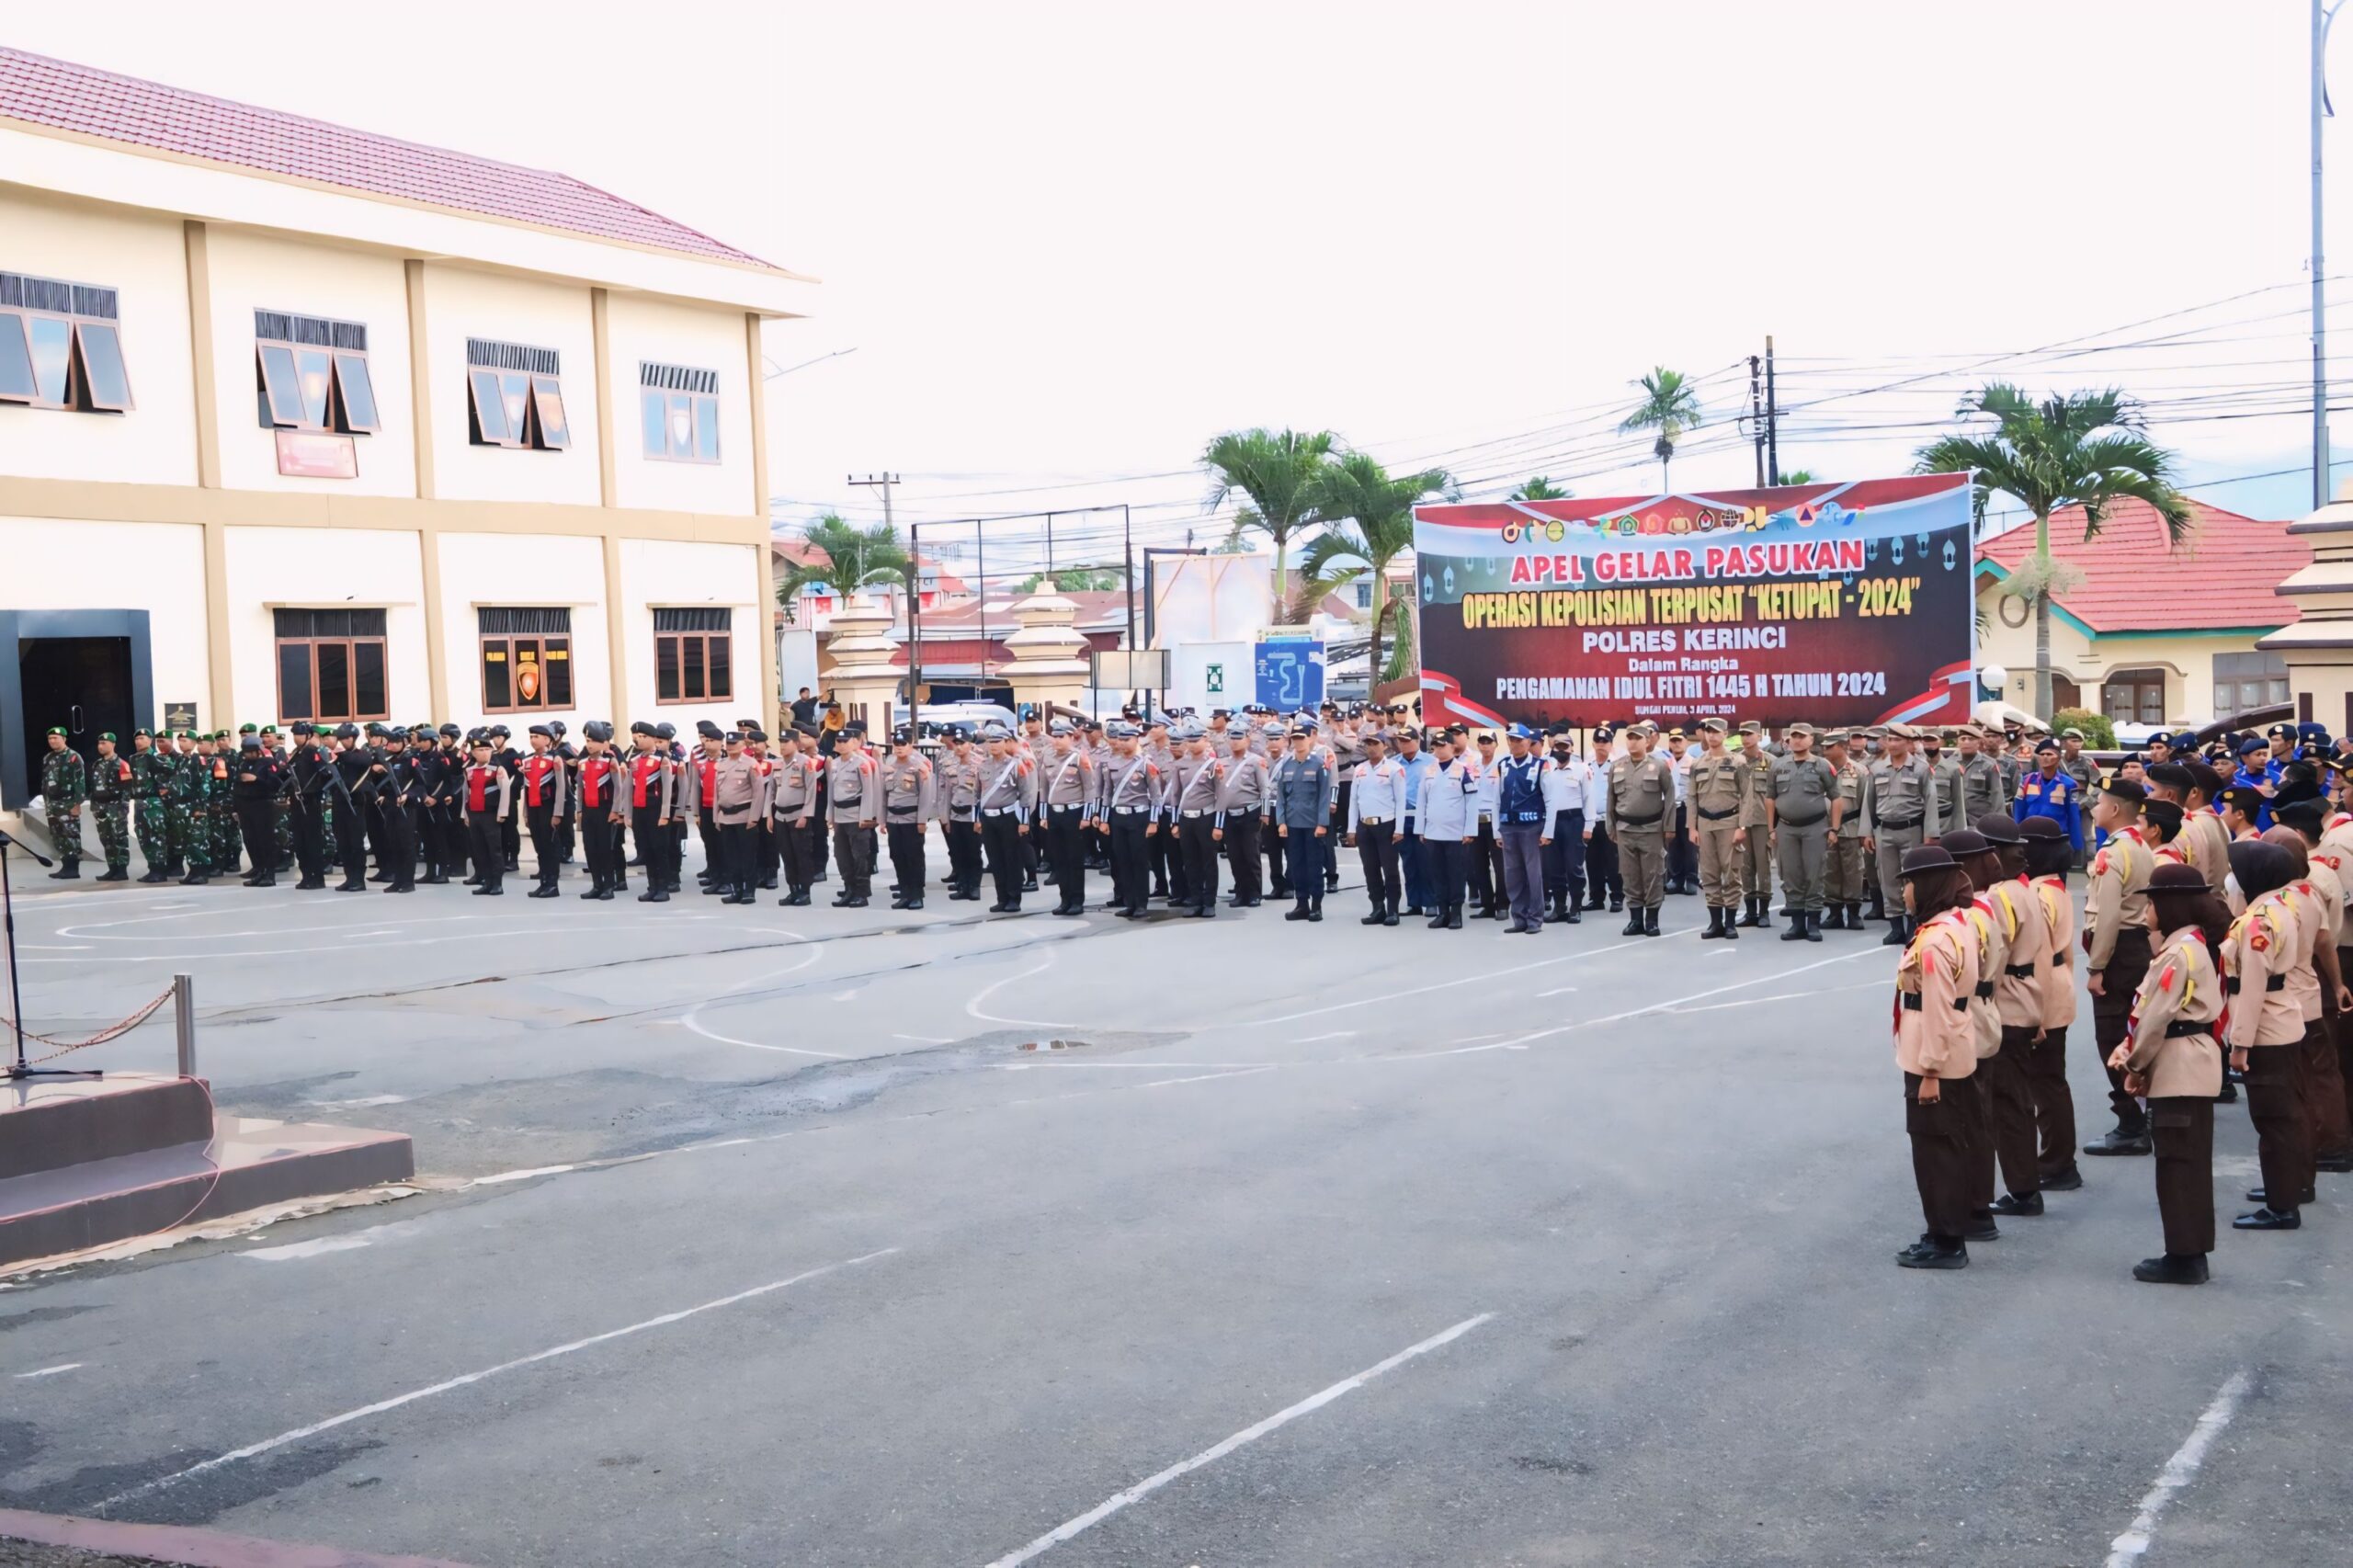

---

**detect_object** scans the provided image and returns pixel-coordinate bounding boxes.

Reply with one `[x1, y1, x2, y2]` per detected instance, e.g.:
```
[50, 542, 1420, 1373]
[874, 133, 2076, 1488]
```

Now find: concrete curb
[0, 1509, 473, 1568]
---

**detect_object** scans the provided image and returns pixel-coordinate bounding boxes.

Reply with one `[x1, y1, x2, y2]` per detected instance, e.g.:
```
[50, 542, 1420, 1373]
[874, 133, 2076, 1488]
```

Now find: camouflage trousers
[274, 799, 294, 869]
[49, 800, 85, 864]
[211, 802, 241, 872]
[136, 798, 171, 869]
[92, 801, 131, 869]
[167, 801, 210, 872]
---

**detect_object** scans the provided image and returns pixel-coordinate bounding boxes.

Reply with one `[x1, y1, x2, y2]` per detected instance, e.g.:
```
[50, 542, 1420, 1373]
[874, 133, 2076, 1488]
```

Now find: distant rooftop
[0, 45, 780, 270]
[1975, 497, 2305, 633]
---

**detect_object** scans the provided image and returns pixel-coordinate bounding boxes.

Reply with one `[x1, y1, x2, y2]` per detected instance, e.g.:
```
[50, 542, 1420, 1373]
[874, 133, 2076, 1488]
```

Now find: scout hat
[1972, 812, 2023, 845]
[1938, 828, 1991, 860]
[1899, 844, 1958, 877]
[2097, 774, 2147, 806]
[2147, 862, 2211, 895]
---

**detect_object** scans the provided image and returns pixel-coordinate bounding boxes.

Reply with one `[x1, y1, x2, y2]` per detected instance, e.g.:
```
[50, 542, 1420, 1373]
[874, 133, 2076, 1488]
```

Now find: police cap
[528, 723, 553, 739]
[654, 722, 676, 741]
[696, 720, 723, 740]
[582, 721, 614, 743]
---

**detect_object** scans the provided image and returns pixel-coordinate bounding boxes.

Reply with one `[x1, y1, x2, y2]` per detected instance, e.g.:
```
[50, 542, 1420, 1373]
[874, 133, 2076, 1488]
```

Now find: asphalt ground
[1, 840, 2347, 1567]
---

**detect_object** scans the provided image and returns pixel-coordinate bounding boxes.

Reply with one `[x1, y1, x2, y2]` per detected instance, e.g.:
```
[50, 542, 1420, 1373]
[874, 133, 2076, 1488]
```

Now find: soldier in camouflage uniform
[210, 733, 243, 874]
[39, 727, 87, 878]
[129, 729, 175, 881]
[86, 732, 134, 881]
[170, 733, 218, 884]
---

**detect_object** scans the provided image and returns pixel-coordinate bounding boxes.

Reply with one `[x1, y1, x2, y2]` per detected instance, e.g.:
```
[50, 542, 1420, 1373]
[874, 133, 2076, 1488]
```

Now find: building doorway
[0, 610, 153, 810]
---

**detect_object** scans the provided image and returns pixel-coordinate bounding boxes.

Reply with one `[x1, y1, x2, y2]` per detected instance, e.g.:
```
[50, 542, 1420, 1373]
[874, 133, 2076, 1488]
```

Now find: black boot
[2132, 1253, 2209, 1284]
[1735, 896, 1759, 928]
[1447, 904, 1464, 929]
[138, 868, 168, 884]
[1881, 914, 1910, 947]
[1621, 909, 1645, 936]
[1642, 904, 1661, 937]
[1804, 909, 1823, 942]
[1822, 903, 1847, 930]
[1721, 908, 1737, 940]
[1700, 907, 1726, 940]
[1608, 892, 1623, 913]
[49, 861, 80, 880]
[97, 868, 130, 882]
[1360, 902, 1387, 926]
[1564, 897, 1582, 924]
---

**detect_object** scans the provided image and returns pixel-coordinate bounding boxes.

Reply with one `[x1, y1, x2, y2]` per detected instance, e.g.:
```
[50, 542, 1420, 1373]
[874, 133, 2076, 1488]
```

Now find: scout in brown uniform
[2222, 840, 2313, 1229]
[1608, 723, 1675, 936]
[1960, 819, 2047, 1219]
[2277, 799, 2353, 1170]
[1734, 722, 1776, 927]
[1893, 845, 1984, 1269]
[1687, 718, 1745, 940]
[2082, 776, 2156, 1156]
[2017, 818, 2082, 1187]
[2110, 863, 2228, 1283]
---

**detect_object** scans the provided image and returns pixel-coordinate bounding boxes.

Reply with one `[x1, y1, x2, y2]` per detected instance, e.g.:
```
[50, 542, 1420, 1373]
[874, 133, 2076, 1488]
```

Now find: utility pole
[1764, 336, 1781, 486]
[905, 521, 923, 720]
[848, 472, 904, 717]
[2317, 1, 2341, 507]
[1747, 354, 1766, 488]
[1122, 504, 1137, 709]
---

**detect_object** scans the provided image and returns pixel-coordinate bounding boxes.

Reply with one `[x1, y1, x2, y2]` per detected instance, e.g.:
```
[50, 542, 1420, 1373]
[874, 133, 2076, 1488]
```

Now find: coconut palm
[1202, 427, 1338, 621]
[1511, 476, 1573, 501]
[1298, 452, 1455, 683]
[1618, 368, 1702, 492]
[1915, 384, 2193, 719]
[1778, 469, 1818, 486]
[774, 512, 913, 623]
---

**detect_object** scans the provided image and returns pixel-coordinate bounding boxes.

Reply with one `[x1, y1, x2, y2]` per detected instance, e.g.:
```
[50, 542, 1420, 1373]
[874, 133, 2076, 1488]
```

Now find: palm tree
[1915, 384, 2194, 719]
[1202, 427, 1337, 622]
[774, 512, 914, 624]
[1299, 451, 1455, 683]
[1618, 367, 1702, 493]
[1778, 468, 1818, 486]
[1511, 476, 1573, 501]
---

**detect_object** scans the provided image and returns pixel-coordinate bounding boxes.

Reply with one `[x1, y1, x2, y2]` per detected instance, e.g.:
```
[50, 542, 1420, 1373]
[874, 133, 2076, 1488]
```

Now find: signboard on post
[1411, 474, 1975, 730]
[1254, 638, 1325, 710]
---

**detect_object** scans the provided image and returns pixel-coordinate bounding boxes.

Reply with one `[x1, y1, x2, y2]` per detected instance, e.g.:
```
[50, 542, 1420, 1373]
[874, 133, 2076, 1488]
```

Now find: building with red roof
[0, 47, 814, 811]
[1973, 497, 2308, 726]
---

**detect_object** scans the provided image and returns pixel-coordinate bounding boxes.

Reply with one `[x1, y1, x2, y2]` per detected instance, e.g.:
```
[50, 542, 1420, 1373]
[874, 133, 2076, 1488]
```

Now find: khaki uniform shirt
[2032, 876, 2078, 1031]
[1864, 754, 1932, 833]
[1895, 909, 1980, 1079]
[1735, 750, 1774, 829]
[1767, 754, 1837, 824]
[1925, 753, 1963, 835]
[1217, 752, 1270, 813]
[710, 754, 767, 825]
[2084, 825, 2153, 970]
[1039, 747, 1093, 809]
[2122, 926, 2224, 1098]
[1606, 755, 1675, 833]
[1980, 876, 2047, 1033]
[1959, 755, 2006, 826]
[881, 755, 937, 823]
[826, 754, 879, 826]
[1687, 751, 1744, 825]
[2224, 893, 2308, 1050]
[1831, 759, 1866, 839]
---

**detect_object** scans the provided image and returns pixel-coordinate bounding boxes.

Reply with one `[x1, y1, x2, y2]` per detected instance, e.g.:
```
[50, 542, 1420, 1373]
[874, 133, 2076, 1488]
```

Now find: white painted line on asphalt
[1536, 986, 1578, 997]
[94, 1246, 901, 1517]
[831, 989, 860, 1002]
[982, 1312, 1495, 1567]
[308, 1094, 409, 1109]
[13, 1363, 81, 1379]
[894, 1033, 952, 1044]
[681, 1019, 847, 1059]
[678, 937, 844, 1058]
[967, 949, 1076, 1028]
[2104, 1368, 2252, 1567]
[1233, 933, 1674, 1028]
[1654, 979, 1882, 1015]
[1297, 1030, 1358, 1042]
[1139, 1067, 1276, 1089]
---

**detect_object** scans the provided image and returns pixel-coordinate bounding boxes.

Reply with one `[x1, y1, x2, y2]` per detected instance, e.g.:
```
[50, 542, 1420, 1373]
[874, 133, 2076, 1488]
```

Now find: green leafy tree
[1778, 469, 1818, 486]
[1202, 427, 1338, 621]
[1016, 566, 1123, 593]
[1299, 452, 1456, 684]
[1915, 385, 2193, 719]
[1618, 367, 1703, 492]
[1511, 476, 1573, 501]
[775, 512, 914, 624]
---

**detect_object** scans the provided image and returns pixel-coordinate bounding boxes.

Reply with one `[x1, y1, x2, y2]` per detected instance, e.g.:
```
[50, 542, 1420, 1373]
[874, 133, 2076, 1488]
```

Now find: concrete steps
[0, 1074, 414, 1267]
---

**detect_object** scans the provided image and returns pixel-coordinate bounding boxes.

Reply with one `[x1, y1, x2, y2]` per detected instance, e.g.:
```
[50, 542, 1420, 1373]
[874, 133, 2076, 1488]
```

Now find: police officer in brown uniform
[1768, 722, 1839, 942]
[767, 730, 821, 905]
[1734, 722, 1776, 927]
[936, 726, 985, 902]
[1687, 718, 1745, 940]
[826, 724, 881, 907]
[1865, 723, 1934, 946]
[1217, 724, 1271, 907]
[1608, 722, 1675, 936]
[880, 728, 938, 911]
[1039, 720, 1094, 915]
[710, 730, 768, 904]
[1823, 731, 1869, 929]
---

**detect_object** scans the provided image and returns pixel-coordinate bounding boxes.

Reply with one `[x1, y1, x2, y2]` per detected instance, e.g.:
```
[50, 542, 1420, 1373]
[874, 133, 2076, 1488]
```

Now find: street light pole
[2318, 0, 2342, 507]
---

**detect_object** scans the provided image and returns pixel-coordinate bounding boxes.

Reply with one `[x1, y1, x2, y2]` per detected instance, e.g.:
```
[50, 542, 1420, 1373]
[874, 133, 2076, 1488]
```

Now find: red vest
[699, 755, 719, 807]
[631, 755, 664, 808]
[581, 756, 608, 808]
[524, 755, 558, 808]
[467, 766, 494, 812]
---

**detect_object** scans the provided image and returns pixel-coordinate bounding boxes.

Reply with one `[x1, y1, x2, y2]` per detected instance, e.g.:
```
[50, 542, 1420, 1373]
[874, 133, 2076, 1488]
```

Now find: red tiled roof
[0, 46, 776, 269]
[1975, 497, 2305, 633]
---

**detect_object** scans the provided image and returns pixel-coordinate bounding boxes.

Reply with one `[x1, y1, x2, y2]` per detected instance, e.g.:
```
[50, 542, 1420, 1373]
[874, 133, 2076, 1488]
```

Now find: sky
[11, 2, 2349, 580]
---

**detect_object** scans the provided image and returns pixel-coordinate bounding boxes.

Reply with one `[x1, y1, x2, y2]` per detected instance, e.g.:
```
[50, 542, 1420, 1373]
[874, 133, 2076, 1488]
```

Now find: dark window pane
[278, 641, 313, 721]
[28, 315, 71, 403]
[655, 635, 680, 701]
[694, 395, 719, 461]
[315, 643, 352, 720]
[314, 608, 352, 638]
[546, 638, 573, 707]
[683, 636, 706, 700]
[274, 608, 314, 638]
[0, 312, 33, 401]
[483, 640, 511, 709]
[260, 344, 305, 425]
[354, 641, 387, 718]
[77, 323, 131, 410]
[353, 608, 387, 637]
[471, 369, 508, 442]
[642, 388, 667, 455]
[532, 377, 570, 449]
[708, 634, 732, 699]
[296, 347, 333, 426]
[335, 353, 380, 431]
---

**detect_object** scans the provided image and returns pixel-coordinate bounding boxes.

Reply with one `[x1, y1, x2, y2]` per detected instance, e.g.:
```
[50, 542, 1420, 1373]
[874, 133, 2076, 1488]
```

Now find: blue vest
[1497, 755, 1546, 826]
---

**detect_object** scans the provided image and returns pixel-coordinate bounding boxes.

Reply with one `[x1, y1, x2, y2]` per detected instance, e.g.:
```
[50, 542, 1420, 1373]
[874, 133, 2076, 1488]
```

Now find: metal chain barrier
[5, 984, 178, 1065]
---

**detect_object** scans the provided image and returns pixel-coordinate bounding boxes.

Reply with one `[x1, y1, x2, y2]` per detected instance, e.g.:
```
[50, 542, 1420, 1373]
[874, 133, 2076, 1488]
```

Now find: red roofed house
[1973, 497, 2308, 727]
[0, 46, 814, 812]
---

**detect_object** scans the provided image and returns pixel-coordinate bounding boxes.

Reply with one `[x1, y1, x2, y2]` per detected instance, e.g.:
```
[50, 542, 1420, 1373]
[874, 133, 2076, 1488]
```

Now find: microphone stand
[1, 828, 103, 1081]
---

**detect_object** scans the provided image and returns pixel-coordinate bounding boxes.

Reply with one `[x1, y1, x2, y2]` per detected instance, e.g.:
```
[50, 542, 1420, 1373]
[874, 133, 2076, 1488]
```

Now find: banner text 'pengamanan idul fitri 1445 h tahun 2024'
[1410, 472, 1977, 732]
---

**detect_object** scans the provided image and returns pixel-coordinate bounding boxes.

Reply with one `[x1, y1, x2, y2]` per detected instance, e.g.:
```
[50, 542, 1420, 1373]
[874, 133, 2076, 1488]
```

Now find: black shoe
[1991, 1191, 2044, 1217]
[2233, 1207, 2302, 1231]
[1622, 915, 1645, 936]
[2315, 1151, 2353, 1174]
[1023, 877, 1039, 892]
[336, 879, 366, 892]
[1700, 908, 1726, 940]
[1895, 1241, 1968, 1270]
[251, 875, 277, 888]
[2084, 1127, 2153, 1157]
[1564, 903, 1581, 924]
[639, 889, 668, 903]
[1881, 915, 1910, 948]
[1361, 908, 1387, 926]
[2040, 1165, 2084, 1191]
[529, 886, 558, 899]
[1608, 894, 1623, 913]
[1382, 911, 1399, 926]
[790, 891, 812, 906]
[96, 868, 129, 882]
[2133, 1254, 2209, 1285]
[1780, 913, 1809, 941]
[139, 869, 168, 883]
[2216, 1079, 2240, 1104]
[1427, 911, 1449, 929]
[1822, 905, 1847, 930]
[1963, 1214, 2000, 1243]
[294, 877, 325, 891]
[48, 864, 81, 880]
[1642, 906, 1660, 936]
[1803, 911, 1823, 943]
[1447, 907, 1464, 929]
[843, 895, 870, 907]
[1285, 905, 1311, 921]
[583, 886, 606, 899]
[2244, 1185, 2317, 1206]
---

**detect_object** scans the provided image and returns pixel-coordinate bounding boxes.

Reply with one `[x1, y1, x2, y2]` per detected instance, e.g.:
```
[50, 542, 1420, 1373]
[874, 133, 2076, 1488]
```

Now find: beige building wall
[203, 228, 418, 497]
[220, 524, 428, 725]
[0, 189, 199, 487]
[1973, 574, 2274, 724]
[603, 293, 758, 517]
[615, 536, 760, 729]
[0, 515, 207, 727]
[434, 530, 609, 728]
[419, 265, 601, 508]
